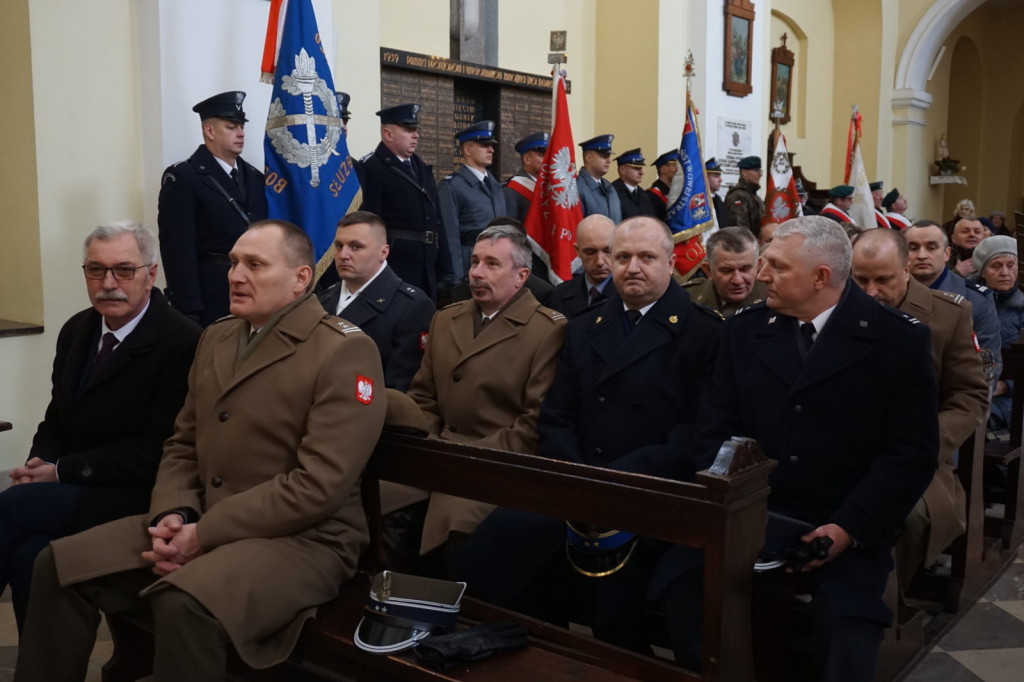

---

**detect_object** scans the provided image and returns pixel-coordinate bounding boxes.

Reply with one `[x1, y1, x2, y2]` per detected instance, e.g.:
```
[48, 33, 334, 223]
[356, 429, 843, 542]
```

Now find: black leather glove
[413, 621, 529, 671]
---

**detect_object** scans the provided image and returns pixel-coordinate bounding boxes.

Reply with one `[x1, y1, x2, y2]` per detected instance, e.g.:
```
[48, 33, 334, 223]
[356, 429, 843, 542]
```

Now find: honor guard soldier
[705, 157, 729, 229]
[870, 181, 890, 229]
[158, 90, 267, 326]
[612, 149, 657, 220]
[722, 155, 765, 236]
[820, 185, 856, 224]
[576, 135, 622, 223]
[883, 188, 912, 230]
[438, 121, 507, 280]
[503, 132, 549, 222]
[358, 103, 451, 302]
[314, 91, 357, 296]
[646, 150, 679, 222]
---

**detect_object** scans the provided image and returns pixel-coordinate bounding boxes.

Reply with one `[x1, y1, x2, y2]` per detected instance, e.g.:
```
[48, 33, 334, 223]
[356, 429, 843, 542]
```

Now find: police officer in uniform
[503, 132, 549, 222]
[612, 149, 657, 220]
[358, 103, 451, 302]
[438, 121, 507, 279]
[722, 156, 764, 237]
[158, 91, 267, 326]
[646, 150, 679, 222]
[576, 135, 622, 223]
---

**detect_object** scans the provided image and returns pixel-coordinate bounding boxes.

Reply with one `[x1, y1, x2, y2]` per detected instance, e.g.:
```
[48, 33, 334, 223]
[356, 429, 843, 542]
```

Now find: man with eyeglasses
[0, 220, 200, 634]
[723, 155, 765, 237]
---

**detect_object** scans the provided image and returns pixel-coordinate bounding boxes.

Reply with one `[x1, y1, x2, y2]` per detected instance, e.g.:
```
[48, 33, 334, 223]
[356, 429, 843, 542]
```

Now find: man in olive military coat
[722, 155, 765, 237]
[158, 91, 267, 326]
[407, 225, 565, 556]
[17, 221, 386, 681]
[851, 228, 988, 590]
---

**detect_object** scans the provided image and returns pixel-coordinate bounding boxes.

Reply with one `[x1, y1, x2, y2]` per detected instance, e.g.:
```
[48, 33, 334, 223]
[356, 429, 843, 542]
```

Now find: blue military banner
[665, 102, 714, 279]
[261, 0, 358, 264]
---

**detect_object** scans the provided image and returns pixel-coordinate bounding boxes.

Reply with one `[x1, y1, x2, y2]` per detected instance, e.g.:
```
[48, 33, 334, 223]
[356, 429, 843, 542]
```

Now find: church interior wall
[0, 0, 146, 465]
[0, 0, 43, 327]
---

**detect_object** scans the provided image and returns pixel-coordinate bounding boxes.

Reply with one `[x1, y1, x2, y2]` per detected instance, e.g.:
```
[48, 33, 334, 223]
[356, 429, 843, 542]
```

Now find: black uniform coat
[30, 288, 201, 531]
[158, 145, 267, 326]
[612, 179, 657, 220]
[460, 284, 721, 605]
[696, 282, 938, 623]
[549, 275, 619, 320]
[647, 179, 670, 222]
[317, 265, 435, 391]
[358, 143, 451, 300]
[438, 165, 507, 278]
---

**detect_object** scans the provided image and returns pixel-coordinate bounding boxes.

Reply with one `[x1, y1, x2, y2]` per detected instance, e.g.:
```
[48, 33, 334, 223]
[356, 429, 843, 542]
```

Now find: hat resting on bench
[565, 522, 638, 577]
[354, 571, 467, 654]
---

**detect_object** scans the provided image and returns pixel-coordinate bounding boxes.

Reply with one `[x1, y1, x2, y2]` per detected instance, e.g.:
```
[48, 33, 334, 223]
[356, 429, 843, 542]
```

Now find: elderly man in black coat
[691, 215, 938, 681]
[358, 103, 452, 301]
[458, 216, 721, 657]
[318, 211, 435, 391]
[0, 221, 200, 632]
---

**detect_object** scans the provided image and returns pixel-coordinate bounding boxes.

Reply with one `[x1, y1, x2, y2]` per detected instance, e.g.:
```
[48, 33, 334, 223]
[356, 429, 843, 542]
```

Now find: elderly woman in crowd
[989, 211, 1012, 237]
[973, 235, 1024, 430]
[944, 198, 976, 235]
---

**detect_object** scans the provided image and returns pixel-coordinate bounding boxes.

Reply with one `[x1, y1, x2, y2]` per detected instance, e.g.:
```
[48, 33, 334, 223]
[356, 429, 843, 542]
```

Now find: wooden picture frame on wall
[723, 0, 755, 97]
[770, 33, 794, 124]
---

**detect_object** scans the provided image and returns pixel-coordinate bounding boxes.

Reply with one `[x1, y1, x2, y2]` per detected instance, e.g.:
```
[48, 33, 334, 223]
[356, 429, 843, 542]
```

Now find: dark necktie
[93, 332, 118, 373]
[799, 322, 816, 356]
[588, 285, 602, 306]
[231, 167, 247, 201]
[401, 159, 415, 177]
[480, 179, 491, 196]
[626, 309, 643, 327]
[230, 167, 240, 185]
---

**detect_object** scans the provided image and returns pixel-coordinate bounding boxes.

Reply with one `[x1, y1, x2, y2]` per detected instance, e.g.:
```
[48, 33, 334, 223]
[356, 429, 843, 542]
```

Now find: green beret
[738, 156, 762, 171]
[829, 185, 855, 199]
[869, 181, 883, 192]
[882, 188, 900, 209]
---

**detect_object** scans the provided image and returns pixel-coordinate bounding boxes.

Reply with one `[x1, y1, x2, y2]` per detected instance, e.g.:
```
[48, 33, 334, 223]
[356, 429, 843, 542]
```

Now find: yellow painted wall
[831, 0, 883, 188]
[767, 0, 834, 189]
[0, 0, 145, 465]
[0, 0, 42, 325]
[592, 0, 660, 170]
[378, 0, 449, 57]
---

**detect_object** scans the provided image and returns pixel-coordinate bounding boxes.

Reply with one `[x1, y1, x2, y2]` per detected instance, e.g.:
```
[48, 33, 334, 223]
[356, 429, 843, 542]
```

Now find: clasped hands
[142, 514, 203, 576]
[9, 457, 58, 485]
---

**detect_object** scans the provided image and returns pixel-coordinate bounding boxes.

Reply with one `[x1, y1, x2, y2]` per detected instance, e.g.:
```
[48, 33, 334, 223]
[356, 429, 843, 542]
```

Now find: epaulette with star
[733, 301, 768, 317]
[969, 281, 993, 296]
[935, 290, 967, 307]
[879, 305, 920, 325]
[323, 317, 364, 335]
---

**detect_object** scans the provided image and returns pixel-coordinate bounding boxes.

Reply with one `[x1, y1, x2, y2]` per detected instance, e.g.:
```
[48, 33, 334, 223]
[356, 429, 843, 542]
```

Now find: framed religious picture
[770, 33, 795, 124]
[723, 1, 755, 97]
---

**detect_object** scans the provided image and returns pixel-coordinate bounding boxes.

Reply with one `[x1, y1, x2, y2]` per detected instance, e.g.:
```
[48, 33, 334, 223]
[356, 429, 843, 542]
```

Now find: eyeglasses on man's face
[81, 264, 151, 281]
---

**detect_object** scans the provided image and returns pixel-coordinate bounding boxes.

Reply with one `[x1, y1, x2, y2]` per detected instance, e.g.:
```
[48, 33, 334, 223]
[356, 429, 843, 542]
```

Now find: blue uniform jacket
[576, 170, 622, 223]
[317, 265, 435, 392]
[358, 143, 450, 300]
[438, 165, 507, 277]
[695, 282, 938, 622]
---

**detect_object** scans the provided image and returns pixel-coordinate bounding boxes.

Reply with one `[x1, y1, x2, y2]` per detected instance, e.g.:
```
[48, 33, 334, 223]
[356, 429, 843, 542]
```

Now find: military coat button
[211, 477, 223, 487]
[597, 396, 606, 404]
[788, 456, 799, 464]
[452, 373, 462, 383]
[219, 411, 230, 422]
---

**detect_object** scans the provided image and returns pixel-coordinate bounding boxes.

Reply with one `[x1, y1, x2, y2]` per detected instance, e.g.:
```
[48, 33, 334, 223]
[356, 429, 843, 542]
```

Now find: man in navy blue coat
[317, 211, 434, 392]
[159, 91, 267, 326]
[0, 221, 200, 632]
[693, 216, 938, 681]
[459, 216, 721, 656]
[358, 103, 451, 302]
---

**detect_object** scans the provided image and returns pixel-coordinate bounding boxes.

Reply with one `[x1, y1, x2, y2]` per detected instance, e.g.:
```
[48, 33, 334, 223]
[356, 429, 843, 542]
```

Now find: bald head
[574, 214, 616, 284]
[851, 228, 910, 307]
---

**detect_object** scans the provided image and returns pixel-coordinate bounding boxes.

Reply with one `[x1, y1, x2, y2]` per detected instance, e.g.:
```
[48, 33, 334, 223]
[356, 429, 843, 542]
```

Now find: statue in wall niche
[937, 133, 950, 161]
[933, 133, 965, 177]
